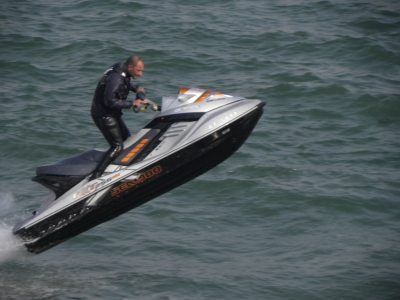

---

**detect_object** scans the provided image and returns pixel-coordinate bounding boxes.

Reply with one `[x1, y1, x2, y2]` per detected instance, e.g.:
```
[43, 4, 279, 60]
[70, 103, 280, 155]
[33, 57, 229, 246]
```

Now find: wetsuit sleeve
[130, 82, 146, 100]
[103, 73, 133, 109]
[130, 83, 139, 92]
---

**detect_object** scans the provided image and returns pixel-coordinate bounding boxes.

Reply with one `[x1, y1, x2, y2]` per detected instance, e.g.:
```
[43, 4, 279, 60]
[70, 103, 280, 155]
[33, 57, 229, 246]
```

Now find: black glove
[136, 91, 146, 100]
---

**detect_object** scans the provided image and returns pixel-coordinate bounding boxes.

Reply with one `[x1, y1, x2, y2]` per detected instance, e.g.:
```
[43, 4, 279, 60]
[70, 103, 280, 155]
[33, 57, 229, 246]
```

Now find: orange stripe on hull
[194, 90, 212, 102]
[194, 90, 222, 102]
[179, 87, 223, 102]
[179, 87, 190, 94]
[120, 138, 150, 163]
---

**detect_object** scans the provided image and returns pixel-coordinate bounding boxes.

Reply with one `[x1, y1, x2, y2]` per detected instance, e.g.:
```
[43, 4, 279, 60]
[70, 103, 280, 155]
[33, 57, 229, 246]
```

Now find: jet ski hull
[14, 102, 264, 254]
[14, 86, 265, 254]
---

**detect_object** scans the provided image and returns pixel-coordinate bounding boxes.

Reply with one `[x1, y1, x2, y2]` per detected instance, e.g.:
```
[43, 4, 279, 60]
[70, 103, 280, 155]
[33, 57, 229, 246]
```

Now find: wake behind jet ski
[13, 87, 266, 254]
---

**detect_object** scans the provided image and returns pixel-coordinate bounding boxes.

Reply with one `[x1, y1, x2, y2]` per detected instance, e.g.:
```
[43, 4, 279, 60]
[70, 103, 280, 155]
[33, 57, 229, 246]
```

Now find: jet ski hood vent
[159, 87, 245, 117]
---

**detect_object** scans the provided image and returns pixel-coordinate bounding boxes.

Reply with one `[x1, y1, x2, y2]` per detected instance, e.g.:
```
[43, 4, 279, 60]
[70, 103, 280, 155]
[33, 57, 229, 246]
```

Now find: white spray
[0, 192, 32, 262]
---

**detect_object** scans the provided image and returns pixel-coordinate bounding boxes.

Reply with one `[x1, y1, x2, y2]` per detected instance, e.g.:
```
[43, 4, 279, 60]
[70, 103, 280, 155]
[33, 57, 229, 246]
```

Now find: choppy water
[1, 0, 400, 299]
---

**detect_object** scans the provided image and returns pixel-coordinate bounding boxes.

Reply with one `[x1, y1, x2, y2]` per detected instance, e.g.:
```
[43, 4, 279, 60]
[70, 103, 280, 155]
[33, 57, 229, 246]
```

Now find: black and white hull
[13, 87, 265, 254]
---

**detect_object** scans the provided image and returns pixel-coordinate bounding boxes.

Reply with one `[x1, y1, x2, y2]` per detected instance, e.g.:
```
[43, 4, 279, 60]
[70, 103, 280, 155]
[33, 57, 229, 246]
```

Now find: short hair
[126, 56, 142, 67]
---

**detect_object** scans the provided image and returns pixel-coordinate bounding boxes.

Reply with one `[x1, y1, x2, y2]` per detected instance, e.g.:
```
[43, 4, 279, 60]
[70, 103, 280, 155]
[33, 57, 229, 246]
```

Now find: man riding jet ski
[13, 83, 265, 254]
[90, 56, 150, 180]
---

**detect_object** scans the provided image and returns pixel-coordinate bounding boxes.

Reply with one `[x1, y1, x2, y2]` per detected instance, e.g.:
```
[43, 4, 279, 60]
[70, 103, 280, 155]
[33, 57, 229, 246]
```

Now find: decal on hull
[111, 166, 162, 197]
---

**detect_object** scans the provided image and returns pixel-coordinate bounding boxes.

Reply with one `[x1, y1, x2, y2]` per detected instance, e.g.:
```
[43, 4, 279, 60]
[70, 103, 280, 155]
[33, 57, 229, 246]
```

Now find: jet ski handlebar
[132, 98, 159, 113]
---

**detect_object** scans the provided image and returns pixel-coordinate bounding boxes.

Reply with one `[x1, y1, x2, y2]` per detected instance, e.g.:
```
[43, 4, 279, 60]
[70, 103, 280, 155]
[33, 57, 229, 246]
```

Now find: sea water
[0, 0, 399, 299]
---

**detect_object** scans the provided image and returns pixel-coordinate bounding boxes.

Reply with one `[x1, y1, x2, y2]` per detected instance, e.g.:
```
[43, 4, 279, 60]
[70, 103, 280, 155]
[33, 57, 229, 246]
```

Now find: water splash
[0, 192, 31, 262]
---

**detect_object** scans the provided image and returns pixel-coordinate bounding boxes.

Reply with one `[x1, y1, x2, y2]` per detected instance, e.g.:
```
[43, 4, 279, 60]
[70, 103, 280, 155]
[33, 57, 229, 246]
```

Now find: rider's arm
[129, 82, 146, 100]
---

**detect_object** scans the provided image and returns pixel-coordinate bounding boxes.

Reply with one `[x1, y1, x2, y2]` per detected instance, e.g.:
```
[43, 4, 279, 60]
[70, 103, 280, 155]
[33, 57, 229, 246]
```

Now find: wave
[0, 192, 31, 263]
[349, 19, 400, 32]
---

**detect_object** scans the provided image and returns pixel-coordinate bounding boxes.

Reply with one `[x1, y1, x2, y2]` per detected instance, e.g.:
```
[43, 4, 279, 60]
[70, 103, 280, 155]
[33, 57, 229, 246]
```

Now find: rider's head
[126, 56, 144, 79]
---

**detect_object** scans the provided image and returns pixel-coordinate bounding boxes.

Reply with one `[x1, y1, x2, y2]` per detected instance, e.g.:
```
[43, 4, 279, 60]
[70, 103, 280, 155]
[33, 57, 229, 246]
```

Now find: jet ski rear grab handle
[133, 98, 159, 113]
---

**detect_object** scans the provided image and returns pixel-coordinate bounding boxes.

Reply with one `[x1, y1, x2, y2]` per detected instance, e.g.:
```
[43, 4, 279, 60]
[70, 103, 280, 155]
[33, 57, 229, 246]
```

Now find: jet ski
[13, 87, 266, 254]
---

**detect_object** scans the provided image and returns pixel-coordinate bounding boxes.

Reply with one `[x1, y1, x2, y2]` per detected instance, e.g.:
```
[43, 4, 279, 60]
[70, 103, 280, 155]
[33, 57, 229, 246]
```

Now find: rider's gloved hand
[136, 87, 146, 101]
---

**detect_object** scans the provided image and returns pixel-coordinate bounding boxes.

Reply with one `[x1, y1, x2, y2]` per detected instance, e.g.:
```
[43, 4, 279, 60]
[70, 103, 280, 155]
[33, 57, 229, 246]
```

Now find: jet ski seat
[36, 149, 106, 176]
[35, 128, 163, 178]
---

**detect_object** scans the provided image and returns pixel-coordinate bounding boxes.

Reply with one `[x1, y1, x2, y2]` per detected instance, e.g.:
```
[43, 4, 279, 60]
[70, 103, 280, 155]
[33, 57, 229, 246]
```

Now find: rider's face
[128, 61, 144, 79]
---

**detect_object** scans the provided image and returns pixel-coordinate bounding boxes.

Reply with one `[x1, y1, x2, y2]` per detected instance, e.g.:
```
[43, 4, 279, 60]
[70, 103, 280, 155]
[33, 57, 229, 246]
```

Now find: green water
[1, 1, 399, 299]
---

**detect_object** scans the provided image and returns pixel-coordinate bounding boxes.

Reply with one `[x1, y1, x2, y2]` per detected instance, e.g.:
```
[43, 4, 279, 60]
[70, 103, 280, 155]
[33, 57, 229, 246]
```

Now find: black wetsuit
[90, 61, 145, 180]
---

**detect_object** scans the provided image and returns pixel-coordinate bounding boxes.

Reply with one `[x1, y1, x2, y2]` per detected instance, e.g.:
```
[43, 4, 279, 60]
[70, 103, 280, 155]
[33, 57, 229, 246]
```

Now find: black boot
[90, 115, 129, 181]
[89, 145, 122, 181]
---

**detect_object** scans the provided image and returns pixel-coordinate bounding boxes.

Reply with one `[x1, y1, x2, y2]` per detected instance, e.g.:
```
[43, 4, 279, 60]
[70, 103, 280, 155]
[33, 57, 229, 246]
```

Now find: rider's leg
[90, 115, 125, 180]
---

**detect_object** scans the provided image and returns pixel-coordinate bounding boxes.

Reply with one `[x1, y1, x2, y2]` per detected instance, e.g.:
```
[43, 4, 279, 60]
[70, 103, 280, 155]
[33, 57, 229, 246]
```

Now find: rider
[90, 55, 145, 180]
